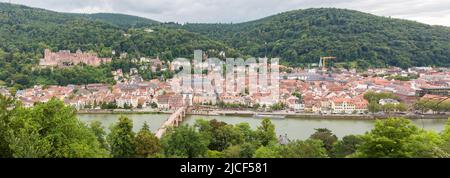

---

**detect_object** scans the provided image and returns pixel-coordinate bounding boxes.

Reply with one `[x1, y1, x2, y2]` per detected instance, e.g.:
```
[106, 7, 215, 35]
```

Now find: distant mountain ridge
[1, 2, 450, 69]
[0, 2, 235, 59]
[0, 3, 160, 27]
[83, 13, 160, 28]
[179, 8, 450, 68]
[0, 2, 238, 89]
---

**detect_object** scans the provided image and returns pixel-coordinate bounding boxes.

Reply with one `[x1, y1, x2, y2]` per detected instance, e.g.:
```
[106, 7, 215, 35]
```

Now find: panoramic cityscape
[0, 0, 449, 163]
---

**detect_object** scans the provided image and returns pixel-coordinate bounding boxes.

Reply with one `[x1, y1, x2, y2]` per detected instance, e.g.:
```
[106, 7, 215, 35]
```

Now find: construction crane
[320, 56, 336, 69]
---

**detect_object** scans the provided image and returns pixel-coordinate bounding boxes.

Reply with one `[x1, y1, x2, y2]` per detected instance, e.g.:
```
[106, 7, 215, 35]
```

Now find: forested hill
[1, 2, 450, 72]
[0, 3, 237, 59]
[84, 13, 160, 28]
[180, 8, 450, 68]
[0, 3, 160, 27]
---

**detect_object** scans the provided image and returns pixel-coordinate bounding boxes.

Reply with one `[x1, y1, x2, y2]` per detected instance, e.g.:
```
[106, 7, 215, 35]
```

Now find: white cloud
[2, 0, 450, 26]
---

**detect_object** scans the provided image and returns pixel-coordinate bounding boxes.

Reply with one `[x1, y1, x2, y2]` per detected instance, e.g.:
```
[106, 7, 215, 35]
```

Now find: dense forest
[0, 95, 449, 158]
[1, 3, 450, 90]
[0, 3, 238, 89]
[179, 8, 450, 68]
[84, 13, 160, 28]
[0, 3, 238, 59]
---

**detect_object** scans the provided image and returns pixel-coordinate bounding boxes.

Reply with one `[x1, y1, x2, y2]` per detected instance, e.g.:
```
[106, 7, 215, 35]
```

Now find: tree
[354, 118, 417, 158]
[331, 135, 364, 158]
[6, 127, 52, 158]
[134, 122, 161, 158]
[252, 103, 261, 110]
[107, 116, 136, 158]
[396, 103, 408, 112]
[101, 102, 118, 109]
[1, 98, 107, 158]
[353, 118, 447, 158]
[279, 139, 328, 158]
[404, 131, 448, 158]
[0, 95, 15, 157]
[195, 119, 244, 151]
[441, 119, 450, 154]
[356, 59, 370, 70]
[235, 123, 257, 143]
[292, 91, 303, 101]
[381, 103, 397, 114]
[309, 128, 338, 154]
[367, 102, 381, 113]
[414, 100, 450, 114]
[253, 146, 280, 158]
[161, 125, 209, 158]
[414, 99, 430, 114]
[437, 101, 450, 113]
[222, 145, 242, 158]
[270, 103, 285, 111]
[150, 102, 158, 109]
[206, 150, 224, 158]
[238, 142, 260, 158]
[363, 91, 398, 103]
[256, 118, 277, 146]
[90, 121, 109, 151]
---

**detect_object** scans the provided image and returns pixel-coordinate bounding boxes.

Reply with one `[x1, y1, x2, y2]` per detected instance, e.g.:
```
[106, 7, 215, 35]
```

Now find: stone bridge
[155, 107, 187, 139]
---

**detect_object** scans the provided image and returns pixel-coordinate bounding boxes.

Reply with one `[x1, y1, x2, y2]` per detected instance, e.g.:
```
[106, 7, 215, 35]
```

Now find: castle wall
[40, 49, 111, 67]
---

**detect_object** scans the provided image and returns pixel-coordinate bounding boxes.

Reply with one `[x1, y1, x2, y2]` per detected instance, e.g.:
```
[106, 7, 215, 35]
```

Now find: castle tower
[44, 49, 51, 57]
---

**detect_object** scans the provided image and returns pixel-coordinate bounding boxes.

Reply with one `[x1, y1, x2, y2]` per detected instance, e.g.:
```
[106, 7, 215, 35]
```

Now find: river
[77, 114, 448, 140]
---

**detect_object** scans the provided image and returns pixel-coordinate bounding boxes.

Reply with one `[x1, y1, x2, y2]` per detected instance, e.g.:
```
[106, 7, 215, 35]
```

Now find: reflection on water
[77, 114, 169, 133]
[183, 115, 448, 140]
[78, 114, 448, 140]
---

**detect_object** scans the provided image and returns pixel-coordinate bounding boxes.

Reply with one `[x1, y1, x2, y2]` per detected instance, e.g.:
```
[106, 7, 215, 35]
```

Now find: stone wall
[40, 49, 111, 67]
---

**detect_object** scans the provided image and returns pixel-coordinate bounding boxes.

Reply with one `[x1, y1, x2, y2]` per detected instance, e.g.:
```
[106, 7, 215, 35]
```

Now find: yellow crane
[320, 56, 336, 69]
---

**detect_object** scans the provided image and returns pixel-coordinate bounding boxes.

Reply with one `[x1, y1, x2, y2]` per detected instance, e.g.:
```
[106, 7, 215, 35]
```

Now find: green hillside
[85, 13, 160, 28]
[1, 3, 450, 89]
[0, 3, 238, 89]
[180, 8, 450, 68]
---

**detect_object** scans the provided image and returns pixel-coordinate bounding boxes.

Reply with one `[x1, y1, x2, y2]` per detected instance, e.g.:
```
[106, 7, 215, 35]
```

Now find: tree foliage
[107, 116, 136, 158]
[353, 118, 448, 158]
[0, 3, 239, 89]
[256, 118, 277, 146]
[160, 125, 210, 158]
[414, 99, 450, 114]
[134, 122, 161, 158]
[309, 128, 338, 154]
[180, 8, 450, 68]
[331, 135, 364, 158]
[195, 119, 245, 151]
[2, 93, 450, 158]
[0, 96, 108, 158]
[89, 121, 109, 151]
[279, 139, 328, 158]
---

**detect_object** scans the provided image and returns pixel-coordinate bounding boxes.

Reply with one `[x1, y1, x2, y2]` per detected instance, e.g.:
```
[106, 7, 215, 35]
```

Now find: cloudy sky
[2, 0, 450, 26]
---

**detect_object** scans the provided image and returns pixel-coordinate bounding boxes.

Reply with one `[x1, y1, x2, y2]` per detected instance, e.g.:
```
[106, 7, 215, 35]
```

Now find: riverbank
[192, 109, 450, 120]
[214, 113, 449, 120]
[285, 114, 450, 120]
[77, 109, 170, 115]
[77, 109, 450, 120]
[77, 113, 449, 140]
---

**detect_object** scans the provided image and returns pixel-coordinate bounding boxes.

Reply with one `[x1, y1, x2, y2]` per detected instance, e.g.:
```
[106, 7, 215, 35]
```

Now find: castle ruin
[39, 49, 112, 67]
